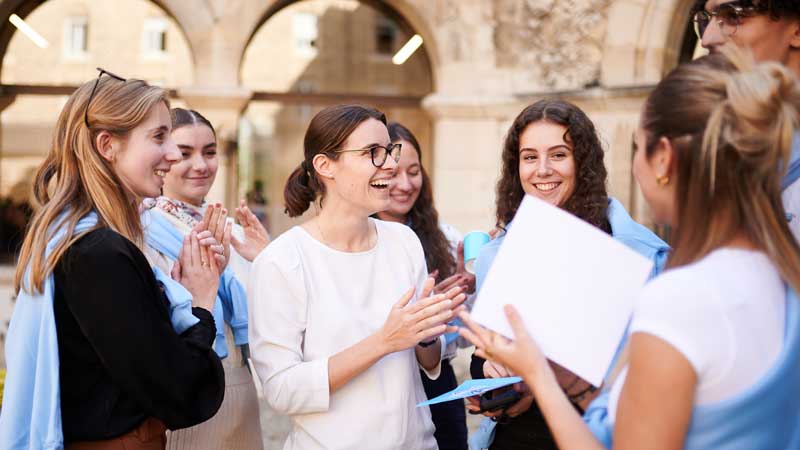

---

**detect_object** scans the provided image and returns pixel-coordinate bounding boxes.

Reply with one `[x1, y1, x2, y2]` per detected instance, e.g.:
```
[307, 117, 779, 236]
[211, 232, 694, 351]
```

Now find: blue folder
[416, 376, 522, 407]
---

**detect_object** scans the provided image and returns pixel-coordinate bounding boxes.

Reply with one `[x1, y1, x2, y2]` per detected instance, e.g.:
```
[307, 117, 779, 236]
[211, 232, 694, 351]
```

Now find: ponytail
[283, 162, 316, 217]
[281, 104, 387, 218]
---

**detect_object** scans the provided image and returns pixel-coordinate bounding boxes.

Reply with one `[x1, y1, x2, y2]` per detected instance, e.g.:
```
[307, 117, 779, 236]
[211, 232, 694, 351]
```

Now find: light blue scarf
[782, 133, 800, 191]
[142, 209, 248, 358]
[587, 287, 800, 450]
[0, 211, 198, 450]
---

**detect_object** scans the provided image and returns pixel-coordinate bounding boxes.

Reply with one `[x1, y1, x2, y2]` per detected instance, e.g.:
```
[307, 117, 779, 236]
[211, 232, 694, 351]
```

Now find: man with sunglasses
[692, 0, 800, 240]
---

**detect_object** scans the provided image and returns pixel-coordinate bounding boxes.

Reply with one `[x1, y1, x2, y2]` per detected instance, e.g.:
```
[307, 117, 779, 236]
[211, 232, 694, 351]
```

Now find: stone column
[0, 93, 17, 200]
[177, 86, 252, 209]
[422, 93, 519, 233]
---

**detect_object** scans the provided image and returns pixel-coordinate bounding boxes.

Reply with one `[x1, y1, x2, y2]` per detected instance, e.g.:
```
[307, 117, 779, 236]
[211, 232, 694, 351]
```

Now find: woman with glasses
[375, 121, 473, 450]
[248, 104, 466, 450]
[142, 108, 268, 450]
[461, 48, 800, 450]
[467, 99, 669, 450]
[0, 73, 225, 449]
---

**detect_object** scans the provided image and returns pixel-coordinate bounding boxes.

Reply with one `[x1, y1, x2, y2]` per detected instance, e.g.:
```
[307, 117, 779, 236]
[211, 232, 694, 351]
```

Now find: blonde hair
[14, 76, 169, 294]
[642, 45, 800, 292]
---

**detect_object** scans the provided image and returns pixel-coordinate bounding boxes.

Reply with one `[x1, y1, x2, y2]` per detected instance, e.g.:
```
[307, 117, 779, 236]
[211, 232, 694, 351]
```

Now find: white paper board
[470, 195, 654, 386]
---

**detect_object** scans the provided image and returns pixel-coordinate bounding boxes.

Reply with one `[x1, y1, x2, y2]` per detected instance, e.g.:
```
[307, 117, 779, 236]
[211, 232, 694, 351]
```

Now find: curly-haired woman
[469, 99, 670, 450]
[376, 121, 472, 450]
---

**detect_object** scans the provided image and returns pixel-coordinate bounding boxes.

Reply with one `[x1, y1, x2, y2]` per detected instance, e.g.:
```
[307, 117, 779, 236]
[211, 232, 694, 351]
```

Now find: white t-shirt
[607, 248, 785, 422]
[248, 219, 439, 450]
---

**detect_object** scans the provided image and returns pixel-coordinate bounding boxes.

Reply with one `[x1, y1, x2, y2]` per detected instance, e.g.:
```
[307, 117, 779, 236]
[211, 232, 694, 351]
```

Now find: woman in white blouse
[248, 104, 466, 450]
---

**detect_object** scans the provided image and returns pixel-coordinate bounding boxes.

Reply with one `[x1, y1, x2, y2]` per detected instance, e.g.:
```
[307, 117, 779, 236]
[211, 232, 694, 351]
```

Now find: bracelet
[418, 338, 438, 348]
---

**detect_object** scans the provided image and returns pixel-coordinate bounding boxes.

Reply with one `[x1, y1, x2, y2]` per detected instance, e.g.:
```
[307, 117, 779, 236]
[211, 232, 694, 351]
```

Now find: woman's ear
[95, 130, 118, 163]
[652, 136, 676, 178]
[789, 19, 800, 49]
[313, 153, 335, 180]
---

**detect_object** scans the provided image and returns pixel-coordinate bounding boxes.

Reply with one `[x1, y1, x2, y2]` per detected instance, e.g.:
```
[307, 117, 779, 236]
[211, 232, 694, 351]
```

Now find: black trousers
[421, 358, 468, 450]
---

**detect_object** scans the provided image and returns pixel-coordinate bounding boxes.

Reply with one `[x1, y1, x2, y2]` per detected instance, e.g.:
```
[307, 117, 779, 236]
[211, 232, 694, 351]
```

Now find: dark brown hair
[284, 104, 386, 217]
[172, 108, 216, 137]
[387, 122, 456, 280]
[495, 99, 610, 232]
[691, 0, 800, 20]
[642, 47, 800, 290]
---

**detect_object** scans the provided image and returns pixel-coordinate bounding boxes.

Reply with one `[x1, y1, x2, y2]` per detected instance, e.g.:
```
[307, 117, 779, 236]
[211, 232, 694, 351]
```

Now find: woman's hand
[194, 204, 231, 272]
[465, 360, 534, 418]
[173, 231, 221, 312]
[379, 277, 467, 354]
[434, 241, 476, 294]
[458, 305, 552, 387]
[231, 199, 270, 262]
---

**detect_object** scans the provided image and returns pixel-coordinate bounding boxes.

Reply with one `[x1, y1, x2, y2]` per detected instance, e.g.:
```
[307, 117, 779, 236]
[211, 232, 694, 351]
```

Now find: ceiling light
[9, 14, 49, 48]
[392, 34, 422, 65]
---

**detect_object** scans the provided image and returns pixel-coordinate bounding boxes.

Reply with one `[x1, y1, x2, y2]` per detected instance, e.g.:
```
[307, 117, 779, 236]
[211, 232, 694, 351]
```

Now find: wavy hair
[495, 99, 610, 232]
[14, 76, 168, 294]
[387, 122, 456, 279]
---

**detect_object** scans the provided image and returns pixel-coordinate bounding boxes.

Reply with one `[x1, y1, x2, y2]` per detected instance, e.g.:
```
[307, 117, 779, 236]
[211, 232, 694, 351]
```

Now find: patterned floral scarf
[143, 196, 205, 229]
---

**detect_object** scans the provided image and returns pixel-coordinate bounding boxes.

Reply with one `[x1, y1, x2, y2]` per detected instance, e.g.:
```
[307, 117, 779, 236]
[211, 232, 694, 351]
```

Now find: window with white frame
[63, 17, 88, 58]
[142, 17, 168, 58]
[293, 12, 318, 57]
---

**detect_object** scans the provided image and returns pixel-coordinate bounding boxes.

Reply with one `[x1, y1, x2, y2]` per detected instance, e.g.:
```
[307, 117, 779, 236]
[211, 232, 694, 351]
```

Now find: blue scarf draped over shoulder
[142, 209, 248, 358]
[0, 211, 198, 450]
[586, 288, 800, 450]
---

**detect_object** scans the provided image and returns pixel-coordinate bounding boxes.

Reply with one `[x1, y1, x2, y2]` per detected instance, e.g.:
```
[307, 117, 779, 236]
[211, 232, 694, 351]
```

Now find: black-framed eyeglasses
[330, 142, 402, 167]
[84, 67, 126, 128]
[693, 1, 765, 39]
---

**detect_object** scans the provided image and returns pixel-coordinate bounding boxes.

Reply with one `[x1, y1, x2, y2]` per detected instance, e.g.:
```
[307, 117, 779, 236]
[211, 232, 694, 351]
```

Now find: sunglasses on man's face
[84, 67, 126, 128]
[693, 1, 765, 39]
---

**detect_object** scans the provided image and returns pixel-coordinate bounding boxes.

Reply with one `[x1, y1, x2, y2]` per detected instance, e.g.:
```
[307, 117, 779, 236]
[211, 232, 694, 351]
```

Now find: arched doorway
[239, 0, 435, 234]
[0, 0, 194, 261]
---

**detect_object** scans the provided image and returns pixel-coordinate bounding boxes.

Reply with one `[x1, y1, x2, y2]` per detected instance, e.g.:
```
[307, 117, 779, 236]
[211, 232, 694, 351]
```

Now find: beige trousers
[166, 332, 263, 450]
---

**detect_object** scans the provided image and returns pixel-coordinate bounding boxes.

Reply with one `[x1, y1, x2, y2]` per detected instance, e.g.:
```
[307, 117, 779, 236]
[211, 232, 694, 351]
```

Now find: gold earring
[656, 174, 670, 186]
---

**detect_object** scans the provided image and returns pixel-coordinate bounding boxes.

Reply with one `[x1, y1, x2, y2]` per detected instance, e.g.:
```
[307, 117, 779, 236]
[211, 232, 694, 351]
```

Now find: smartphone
[470, 388, 522, 414]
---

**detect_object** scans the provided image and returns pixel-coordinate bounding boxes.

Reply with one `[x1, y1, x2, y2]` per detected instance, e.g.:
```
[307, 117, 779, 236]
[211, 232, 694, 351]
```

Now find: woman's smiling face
[518, 120, 577, 207]
[162, 124, 218, 206]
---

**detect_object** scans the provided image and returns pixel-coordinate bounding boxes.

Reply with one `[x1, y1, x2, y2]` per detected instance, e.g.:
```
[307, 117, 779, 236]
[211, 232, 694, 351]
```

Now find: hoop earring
[656, 174, 670, 186]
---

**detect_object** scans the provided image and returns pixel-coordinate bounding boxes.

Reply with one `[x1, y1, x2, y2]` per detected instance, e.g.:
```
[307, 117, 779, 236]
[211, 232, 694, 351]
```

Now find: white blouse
[248, 219, 439, 450]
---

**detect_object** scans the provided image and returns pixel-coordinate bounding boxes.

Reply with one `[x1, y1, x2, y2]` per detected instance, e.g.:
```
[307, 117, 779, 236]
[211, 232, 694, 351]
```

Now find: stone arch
[240, 0, 440, 89]
[0, 0, 196, 75]
[600, 0, 697, 87]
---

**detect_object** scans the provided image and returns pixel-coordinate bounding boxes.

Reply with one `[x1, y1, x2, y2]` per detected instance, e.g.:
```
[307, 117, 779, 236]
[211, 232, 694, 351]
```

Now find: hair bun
[719, 54, 800, 179]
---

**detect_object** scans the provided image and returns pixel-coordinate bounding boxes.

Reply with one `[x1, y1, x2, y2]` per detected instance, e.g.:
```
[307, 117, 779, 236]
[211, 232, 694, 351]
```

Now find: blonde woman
[460, 48, 800, 450]
[0, 70, 225, 450]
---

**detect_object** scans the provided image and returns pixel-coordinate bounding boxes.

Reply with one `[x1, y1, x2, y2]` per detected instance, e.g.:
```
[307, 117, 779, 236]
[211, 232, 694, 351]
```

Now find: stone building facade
[0, 0, 703, 237]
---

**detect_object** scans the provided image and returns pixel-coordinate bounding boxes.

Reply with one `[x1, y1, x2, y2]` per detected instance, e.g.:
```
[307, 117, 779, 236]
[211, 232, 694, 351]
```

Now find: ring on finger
[201, 260, 208, 267]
